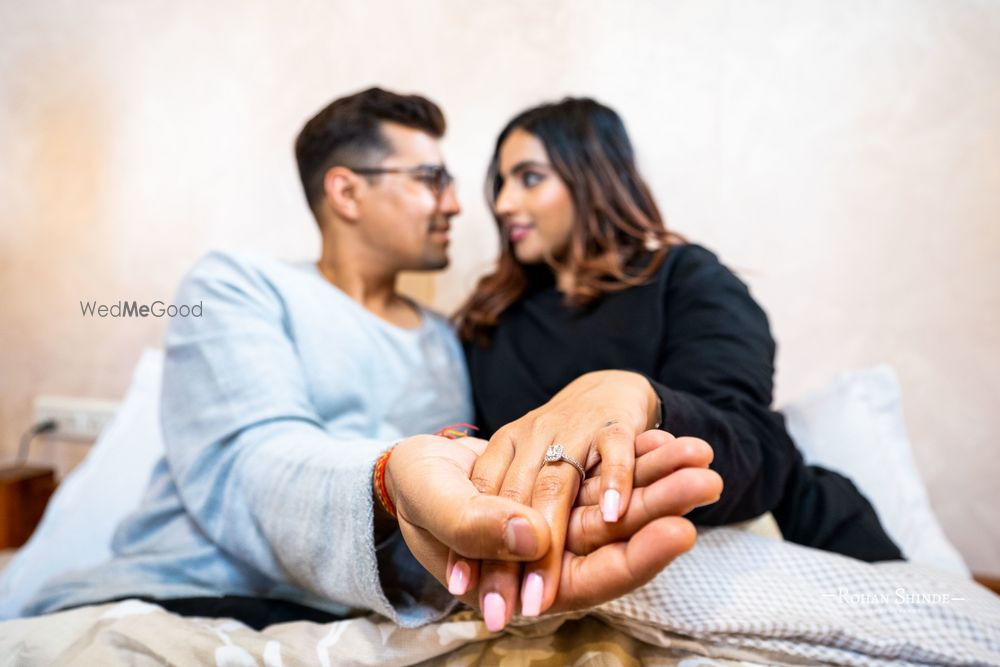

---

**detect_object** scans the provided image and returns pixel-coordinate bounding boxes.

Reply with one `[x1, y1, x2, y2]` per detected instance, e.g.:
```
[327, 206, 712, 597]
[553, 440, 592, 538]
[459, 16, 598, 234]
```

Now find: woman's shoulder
[658, 242, 768, 323]
[658, 242, 733, 287]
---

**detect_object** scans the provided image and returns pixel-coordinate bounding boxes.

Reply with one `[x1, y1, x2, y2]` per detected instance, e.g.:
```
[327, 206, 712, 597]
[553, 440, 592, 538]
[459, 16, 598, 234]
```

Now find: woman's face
[494, 128, 575, 265]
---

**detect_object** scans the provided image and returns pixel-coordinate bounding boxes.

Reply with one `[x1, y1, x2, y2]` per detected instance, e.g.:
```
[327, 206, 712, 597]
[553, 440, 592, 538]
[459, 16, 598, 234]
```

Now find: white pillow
[0, 349, 166, 619]
[782, 364, 969, 577]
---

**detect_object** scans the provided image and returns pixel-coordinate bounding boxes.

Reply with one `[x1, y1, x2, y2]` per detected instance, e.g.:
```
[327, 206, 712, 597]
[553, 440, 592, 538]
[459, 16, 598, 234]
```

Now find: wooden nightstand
[974, 574, 1000, 597]
[0, 466, 57, 549]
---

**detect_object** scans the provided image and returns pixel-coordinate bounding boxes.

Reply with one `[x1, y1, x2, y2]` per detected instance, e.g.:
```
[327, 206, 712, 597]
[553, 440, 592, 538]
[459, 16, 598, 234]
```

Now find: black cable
[14, 419, 58, 467]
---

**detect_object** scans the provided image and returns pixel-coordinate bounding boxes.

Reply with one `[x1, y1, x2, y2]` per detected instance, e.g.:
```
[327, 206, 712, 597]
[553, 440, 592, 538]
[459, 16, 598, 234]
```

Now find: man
[25, 88, 719, 630]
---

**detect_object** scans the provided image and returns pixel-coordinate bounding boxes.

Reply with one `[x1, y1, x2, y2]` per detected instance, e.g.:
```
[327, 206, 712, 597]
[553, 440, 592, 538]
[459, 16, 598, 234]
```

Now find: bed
[1, 350, 997, 666]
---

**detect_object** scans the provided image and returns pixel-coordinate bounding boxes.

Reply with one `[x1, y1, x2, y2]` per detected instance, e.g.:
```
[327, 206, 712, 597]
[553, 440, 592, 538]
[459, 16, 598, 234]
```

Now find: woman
[450, 97, 902, 628]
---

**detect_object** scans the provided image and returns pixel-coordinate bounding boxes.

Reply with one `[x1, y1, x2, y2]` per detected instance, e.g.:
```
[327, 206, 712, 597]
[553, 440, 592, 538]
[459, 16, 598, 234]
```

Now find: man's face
[355, 122, 460, 272]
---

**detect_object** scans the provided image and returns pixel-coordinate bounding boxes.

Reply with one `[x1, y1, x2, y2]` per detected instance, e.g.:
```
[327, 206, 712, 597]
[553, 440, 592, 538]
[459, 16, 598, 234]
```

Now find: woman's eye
[521, 171, 543, 187]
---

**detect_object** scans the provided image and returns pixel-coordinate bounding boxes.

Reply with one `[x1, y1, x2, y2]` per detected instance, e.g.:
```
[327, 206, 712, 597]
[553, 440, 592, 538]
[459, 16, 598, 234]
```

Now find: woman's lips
[509, 225, 533, 242]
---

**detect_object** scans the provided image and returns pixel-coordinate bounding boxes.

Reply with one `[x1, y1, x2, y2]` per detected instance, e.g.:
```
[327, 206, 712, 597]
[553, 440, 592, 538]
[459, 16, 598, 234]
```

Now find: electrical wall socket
[32, 395, 120, 441]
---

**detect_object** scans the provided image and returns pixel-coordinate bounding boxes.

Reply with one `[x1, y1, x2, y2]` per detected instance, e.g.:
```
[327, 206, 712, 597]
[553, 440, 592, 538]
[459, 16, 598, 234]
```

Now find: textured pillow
[782, 364, 969, 576]
[0, 349, 165, 619]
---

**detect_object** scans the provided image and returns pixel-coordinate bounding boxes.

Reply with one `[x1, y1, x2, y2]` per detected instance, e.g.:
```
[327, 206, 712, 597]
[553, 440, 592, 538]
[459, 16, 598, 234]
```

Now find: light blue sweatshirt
[26, 250, 472, 626]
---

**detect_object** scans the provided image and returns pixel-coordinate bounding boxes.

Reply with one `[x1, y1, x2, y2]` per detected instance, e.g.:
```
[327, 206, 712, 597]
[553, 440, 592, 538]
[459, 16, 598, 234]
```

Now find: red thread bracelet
[434, 423, 479, 439]
[373, 447, 396, 518]
[374, 424, 479, 519]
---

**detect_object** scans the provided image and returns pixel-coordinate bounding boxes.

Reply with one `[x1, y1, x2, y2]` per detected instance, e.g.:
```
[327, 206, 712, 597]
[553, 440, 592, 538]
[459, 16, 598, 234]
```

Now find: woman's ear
[322, 167, 363, 222]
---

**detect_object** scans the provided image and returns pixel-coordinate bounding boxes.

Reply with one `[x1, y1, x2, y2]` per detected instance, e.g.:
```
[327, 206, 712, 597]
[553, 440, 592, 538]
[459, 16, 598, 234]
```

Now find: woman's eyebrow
[506, 160, 551, 176]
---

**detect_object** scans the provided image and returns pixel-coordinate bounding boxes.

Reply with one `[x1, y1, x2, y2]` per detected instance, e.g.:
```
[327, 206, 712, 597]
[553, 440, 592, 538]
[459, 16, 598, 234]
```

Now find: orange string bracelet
[434, 423, 479, 439]
[373, 424, 480, 519]
[373, 448, 397, 518]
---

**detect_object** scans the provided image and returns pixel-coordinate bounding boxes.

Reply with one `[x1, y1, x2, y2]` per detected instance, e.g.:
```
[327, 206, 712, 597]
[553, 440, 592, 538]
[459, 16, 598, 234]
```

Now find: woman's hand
[455, 370, 662, 628]
[541, 431, 721, 614]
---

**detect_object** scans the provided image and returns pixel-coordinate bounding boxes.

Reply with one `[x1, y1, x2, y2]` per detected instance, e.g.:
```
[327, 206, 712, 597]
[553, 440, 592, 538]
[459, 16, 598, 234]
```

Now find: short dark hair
[295, 87, 446, 217]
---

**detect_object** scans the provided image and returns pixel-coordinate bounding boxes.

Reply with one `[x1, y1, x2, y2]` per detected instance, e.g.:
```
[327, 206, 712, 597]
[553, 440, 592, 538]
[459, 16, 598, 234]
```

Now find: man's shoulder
[174, 250, 310, 317]
[182, 249, 310, 295]
[186, 249, 286, 283]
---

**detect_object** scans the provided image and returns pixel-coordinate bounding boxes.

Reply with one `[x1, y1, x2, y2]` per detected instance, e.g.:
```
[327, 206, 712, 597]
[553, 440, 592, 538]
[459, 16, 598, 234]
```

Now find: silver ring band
[541, 444, 585, 479]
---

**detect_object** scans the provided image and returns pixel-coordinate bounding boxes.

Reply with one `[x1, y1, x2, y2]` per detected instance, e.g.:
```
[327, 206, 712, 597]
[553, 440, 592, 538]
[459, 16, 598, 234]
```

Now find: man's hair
[295, 87, 446, 217]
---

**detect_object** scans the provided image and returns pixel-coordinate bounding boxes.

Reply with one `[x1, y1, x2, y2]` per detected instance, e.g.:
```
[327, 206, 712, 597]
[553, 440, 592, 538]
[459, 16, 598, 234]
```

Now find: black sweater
[464, 243, 902, 562]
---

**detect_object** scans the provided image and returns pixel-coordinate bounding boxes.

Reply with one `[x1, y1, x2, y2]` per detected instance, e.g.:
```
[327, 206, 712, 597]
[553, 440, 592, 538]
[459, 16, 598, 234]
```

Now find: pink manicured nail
[448, 560, 470, 596]
[521, 572, 544, 617]
[602, 489, 621, 522]
[483, 592, 506, 632]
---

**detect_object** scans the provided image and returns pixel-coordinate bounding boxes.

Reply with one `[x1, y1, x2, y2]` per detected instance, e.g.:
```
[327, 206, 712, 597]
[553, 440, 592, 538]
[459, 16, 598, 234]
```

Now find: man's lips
[429, 227, 450, 243]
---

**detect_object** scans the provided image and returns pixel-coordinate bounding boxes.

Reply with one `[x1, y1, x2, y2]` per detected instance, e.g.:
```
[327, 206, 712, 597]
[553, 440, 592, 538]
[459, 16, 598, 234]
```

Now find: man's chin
[427, 258, 450, 271]
[408, 256, 449, 272]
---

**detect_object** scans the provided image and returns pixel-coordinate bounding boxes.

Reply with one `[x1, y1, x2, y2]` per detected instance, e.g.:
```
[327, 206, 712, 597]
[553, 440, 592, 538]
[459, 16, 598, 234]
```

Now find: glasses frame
[346, 164, 454, 199]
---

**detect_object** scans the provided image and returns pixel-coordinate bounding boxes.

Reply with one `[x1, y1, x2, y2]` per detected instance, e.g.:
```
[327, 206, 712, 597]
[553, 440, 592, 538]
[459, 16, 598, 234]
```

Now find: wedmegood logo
[79, 301, 204, 318]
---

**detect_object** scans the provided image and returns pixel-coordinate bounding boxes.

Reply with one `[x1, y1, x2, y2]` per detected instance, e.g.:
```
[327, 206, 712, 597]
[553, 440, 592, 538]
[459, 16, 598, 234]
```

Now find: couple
[25, 87, 900, 632]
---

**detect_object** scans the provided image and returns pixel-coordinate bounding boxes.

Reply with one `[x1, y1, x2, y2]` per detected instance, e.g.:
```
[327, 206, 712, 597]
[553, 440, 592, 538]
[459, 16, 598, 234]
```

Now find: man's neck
[316, 250, 420, 329]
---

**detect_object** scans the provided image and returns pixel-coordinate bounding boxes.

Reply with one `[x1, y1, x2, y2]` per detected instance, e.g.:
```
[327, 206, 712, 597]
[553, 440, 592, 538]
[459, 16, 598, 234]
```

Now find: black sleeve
[645, 246, 801, 524]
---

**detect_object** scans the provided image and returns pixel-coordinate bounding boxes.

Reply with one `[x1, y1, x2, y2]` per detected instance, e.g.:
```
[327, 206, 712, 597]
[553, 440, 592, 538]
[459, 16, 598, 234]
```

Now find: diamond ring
[541, 444, 585, 480]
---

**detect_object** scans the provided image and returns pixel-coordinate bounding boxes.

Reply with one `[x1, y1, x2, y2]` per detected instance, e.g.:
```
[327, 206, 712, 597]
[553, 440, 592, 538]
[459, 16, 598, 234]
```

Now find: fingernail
[602, 489, 621, 522]
[520, 572, 544, 617]
[448, 560, 470, 596]
[482, 592, 506, 632]
[697, 494, 722, 508]
[504, 518, 537, 556]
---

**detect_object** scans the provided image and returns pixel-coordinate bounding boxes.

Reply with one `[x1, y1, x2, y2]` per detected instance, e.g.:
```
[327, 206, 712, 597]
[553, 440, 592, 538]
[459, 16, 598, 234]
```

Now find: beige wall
[1, 1, 997, 572]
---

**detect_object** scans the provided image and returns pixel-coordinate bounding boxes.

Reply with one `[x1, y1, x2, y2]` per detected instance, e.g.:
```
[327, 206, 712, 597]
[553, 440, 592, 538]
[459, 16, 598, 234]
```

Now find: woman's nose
[494, 182, 517, 216]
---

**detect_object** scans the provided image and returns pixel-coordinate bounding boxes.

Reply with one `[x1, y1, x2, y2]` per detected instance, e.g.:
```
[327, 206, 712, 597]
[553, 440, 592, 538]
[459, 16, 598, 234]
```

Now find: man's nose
[438, 183, 461, 216]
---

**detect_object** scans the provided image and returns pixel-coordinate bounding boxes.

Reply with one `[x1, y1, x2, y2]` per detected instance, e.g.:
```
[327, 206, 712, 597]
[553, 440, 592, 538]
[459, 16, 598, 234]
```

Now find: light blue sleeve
[159, 251, 454, 626]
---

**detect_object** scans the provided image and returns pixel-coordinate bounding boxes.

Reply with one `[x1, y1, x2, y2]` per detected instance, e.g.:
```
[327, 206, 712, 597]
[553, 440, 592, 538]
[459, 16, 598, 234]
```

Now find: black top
[465, 243, 903, 562]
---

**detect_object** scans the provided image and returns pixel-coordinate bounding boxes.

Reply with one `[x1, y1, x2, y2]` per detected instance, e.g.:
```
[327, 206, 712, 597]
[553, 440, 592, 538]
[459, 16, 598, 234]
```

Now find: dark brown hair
[295, 87, 446, 219]
[455, 97, 682, 343]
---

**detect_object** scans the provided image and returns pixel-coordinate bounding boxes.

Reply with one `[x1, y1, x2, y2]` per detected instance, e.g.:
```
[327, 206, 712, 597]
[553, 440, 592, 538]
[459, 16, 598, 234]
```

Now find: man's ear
[322, 167, 364, 221]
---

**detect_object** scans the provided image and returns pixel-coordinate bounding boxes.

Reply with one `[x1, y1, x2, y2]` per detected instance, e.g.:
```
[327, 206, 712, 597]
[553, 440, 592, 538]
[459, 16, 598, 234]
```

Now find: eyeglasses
[346, 164, 454, 199]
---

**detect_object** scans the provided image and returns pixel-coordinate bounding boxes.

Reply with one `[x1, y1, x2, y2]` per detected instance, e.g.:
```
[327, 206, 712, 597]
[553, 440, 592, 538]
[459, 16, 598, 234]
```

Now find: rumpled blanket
[3, 528, 998, 666]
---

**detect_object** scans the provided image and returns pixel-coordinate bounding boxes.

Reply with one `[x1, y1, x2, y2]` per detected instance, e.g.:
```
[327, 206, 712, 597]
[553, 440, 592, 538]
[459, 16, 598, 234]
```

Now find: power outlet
[32, 395, 120, 441]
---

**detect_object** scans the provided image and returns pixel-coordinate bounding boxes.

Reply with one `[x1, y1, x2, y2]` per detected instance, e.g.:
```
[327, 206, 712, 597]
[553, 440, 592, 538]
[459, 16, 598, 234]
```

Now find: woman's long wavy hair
[454, 97, 683, 344]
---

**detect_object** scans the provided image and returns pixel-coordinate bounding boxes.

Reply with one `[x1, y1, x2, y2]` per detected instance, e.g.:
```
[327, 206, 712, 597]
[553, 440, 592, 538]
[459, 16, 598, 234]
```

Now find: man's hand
[384, 435, 552, 592]
[385, 430, 721, 629]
